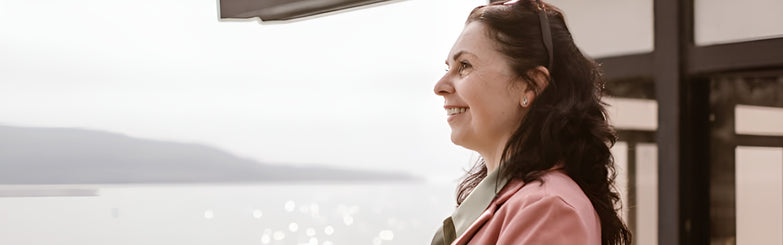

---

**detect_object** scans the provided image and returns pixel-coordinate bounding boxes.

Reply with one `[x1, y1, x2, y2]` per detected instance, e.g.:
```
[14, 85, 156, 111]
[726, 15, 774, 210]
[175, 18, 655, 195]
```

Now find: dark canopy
[219, 0, 397, 21]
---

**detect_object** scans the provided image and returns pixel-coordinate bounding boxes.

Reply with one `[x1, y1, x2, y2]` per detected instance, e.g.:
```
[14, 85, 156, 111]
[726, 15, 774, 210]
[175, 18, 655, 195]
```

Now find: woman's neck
[480, 142, 508, 173]
[484, 156, 499, 173]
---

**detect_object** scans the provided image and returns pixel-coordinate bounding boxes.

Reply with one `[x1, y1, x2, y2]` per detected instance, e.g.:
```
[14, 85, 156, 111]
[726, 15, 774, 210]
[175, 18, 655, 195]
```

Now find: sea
[0, 182, 455, 245]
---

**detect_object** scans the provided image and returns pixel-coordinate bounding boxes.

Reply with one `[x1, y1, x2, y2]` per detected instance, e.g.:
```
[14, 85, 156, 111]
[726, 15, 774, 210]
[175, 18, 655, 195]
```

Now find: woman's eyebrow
[445, 50, 474, 65]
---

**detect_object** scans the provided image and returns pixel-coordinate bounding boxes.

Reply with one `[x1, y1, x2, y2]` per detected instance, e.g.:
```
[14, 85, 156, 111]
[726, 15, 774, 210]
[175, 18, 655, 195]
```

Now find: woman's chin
[449, 132, 460, 145]
[449, 132, 469, 148]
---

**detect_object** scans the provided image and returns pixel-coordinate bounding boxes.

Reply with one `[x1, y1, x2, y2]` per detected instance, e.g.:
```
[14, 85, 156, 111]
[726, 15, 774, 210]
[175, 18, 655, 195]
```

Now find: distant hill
[0, 125, 419, 184]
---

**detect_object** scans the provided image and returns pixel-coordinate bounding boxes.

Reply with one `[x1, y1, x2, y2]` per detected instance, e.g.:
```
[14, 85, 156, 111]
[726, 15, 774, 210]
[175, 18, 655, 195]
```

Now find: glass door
[710, 70, 783, 245]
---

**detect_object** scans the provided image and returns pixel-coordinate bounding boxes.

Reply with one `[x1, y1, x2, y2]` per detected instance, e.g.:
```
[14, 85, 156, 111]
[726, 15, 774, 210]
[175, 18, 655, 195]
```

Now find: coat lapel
[431, 169, 508, 245]
[453, 179, 526, 245]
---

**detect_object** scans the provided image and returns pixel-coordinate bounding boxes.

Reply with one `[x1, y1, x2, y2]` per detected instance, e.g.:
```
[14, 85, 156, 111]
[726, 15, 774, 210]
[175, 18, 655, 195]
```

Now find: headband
[505, 0, 554, 69]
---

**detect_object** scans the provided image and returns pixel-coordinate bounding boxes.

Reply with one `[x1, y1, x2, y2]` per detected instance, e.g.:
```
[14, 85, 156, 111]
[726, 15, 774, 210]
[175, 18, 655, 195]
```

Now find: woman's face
[434, 22, 527, 154]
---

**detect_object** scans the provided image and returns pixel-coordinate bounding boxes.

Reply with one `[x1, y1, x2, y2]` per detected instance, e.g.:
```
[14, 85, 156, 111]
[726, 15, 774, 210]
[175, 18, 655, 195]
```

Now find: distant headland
[0, 125, 420, 184]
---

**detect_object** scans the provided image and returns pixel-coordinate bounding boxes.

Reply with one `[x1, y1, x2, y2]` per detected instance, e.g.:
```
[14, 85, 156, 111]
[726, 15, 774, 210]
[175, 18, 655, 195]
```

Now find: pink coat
[434, 169, 601, 245]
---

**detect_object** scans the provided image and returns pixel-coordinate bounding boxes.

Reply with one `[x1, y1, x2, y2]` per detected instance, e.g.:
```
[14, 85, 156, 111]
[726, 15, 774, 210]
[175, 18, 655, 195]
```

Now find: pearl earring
[522, 96, 528, 106]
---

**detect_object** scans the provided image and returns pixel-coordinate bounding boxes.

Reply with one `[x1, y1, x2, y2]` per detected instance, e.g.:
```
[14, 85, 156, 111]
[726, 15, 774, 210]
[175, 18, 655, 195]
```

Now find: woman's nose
[434, 75, 454, 96]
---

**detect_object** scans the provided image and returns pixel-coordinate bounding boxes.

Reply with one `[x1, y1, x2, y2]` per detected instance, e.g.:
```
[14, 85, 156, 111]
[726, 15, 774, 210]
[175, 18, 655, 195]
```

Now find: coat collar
[451, 168, 509, 239]
[431, 169, 508, 245]
[432, 165, 567, 245]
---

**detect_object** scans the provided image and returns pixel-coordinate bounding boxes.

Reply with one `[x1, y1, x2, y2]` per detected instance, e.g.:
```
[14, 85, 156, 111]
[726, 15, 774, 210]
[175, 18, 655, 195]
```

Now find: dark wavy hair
[454, 1, 632, 244]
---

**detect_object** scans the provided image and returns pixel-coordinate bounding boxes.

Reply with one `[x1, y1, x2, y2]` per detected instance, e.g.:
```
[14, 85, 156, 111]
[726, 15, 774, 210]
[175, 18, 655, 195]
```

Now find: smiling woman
[431, 0, 632, 244]
[435, 22, 534, 172]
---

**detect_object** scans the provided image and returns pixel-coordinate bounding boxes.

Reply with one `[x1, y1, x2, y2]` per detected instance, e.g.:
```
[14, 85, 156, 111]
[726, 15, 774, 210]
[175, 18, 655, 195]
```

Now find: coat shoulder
[506, 170, 594, 211]
[471, 170, 602, 245]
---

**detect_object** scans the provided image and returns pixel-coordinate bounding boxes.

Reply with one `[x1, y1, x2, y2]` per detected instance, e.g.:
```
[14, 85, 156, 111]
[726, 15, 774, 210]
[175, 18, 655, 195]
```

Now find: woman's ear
[521, 66, 550, 107]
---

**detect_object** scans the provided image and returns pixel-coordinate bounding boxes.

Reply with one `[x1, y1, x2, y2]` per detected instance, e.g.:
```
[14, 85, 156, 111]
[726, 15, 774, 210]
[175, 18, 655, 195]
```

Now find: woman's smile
[444, 106, 470, 122]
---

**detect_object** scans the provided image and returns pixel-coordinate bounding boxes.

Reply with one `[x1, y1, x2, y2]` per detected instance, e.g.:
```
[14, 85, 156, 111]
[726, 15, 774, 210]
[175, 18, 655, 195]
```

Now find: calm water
[0, 182, 455, 245]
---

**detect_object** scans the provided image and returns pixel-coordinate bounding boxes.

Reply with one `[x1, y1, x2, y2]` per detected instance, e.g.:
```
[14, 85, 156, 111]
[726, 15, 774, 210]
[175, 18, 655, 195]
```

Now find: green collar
[431, 169, 509, 245]
[451, 168, 508, 236]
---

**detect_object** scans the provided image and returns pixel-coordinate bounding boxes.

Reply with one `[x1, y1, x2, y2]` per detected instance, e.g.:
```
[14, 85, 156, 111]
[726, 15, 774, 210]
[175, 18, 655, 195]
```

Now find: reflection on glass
[710, 72, 783, 244]
[612, 141, 630, 222]
[547, 0, 654, 57]
[695, 0, 783, 45]
[735, 146, 783, 245]
[635, 143, 658, 245]
[735, 104, 783, 136]
[604, 97, 658, 131]
[612, 141, 659, 245]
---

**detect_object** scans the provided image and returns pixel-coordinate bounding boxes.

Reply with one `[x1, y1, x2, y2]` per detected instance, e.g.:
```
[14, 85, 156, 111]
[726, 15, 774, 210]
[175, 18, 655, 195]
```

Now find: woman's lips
[444, 106, 469, 122]
[446, 107, 469, 116]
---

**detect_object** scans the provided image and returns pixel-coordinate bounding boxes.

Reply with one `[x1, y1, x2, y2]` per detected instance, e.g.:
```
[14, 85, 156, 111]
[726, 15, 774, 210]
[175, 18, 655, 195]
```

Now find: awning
[219, 0, 399, 22]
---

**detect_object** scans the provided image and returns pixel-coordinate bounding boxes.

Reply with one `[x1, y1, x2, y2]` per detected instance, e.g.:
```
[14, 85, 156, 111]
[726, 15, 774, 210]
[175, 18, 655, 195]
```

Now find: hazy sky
[0, 0, 491, 181]
[0, 0, 657, 181]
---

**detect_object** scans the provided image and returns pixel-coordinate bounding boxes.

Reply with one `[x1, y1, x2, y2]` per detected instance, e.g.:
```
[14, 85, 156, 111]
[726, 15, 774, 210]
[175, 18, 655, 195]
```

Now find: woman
[430, 0, 632, 244]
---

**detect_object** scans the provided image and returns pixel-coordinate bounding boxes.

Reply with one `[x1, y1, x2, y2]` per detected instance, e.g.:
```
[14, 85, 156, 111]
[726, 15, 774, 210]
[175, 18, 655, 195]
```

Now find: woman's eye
[458, 61, 471, 73]
[444, 61, 470, 74]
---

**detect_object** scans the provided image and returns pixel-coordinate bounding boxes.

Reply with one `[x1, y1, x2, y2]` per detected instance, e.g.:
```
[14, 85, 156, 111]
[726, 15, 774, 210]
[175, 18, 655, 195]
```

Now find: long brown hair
[454, 1, 632, 244]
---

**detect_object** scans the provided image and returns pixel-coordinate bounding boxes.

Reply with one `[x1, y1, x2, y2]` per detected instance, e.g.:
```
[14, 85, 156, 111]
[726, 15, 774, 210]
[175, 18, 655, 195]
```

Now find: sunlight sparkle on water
[379, 230, 394, 240]
[310, 203, 320, 217]
[273, 231, 285, 240]
[260, 234, 271, 244]
[203, 210, 214, 219]
[343, 215, 354, 226]
[306, 227, 316, 236]
[284, 200, 296, 212]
